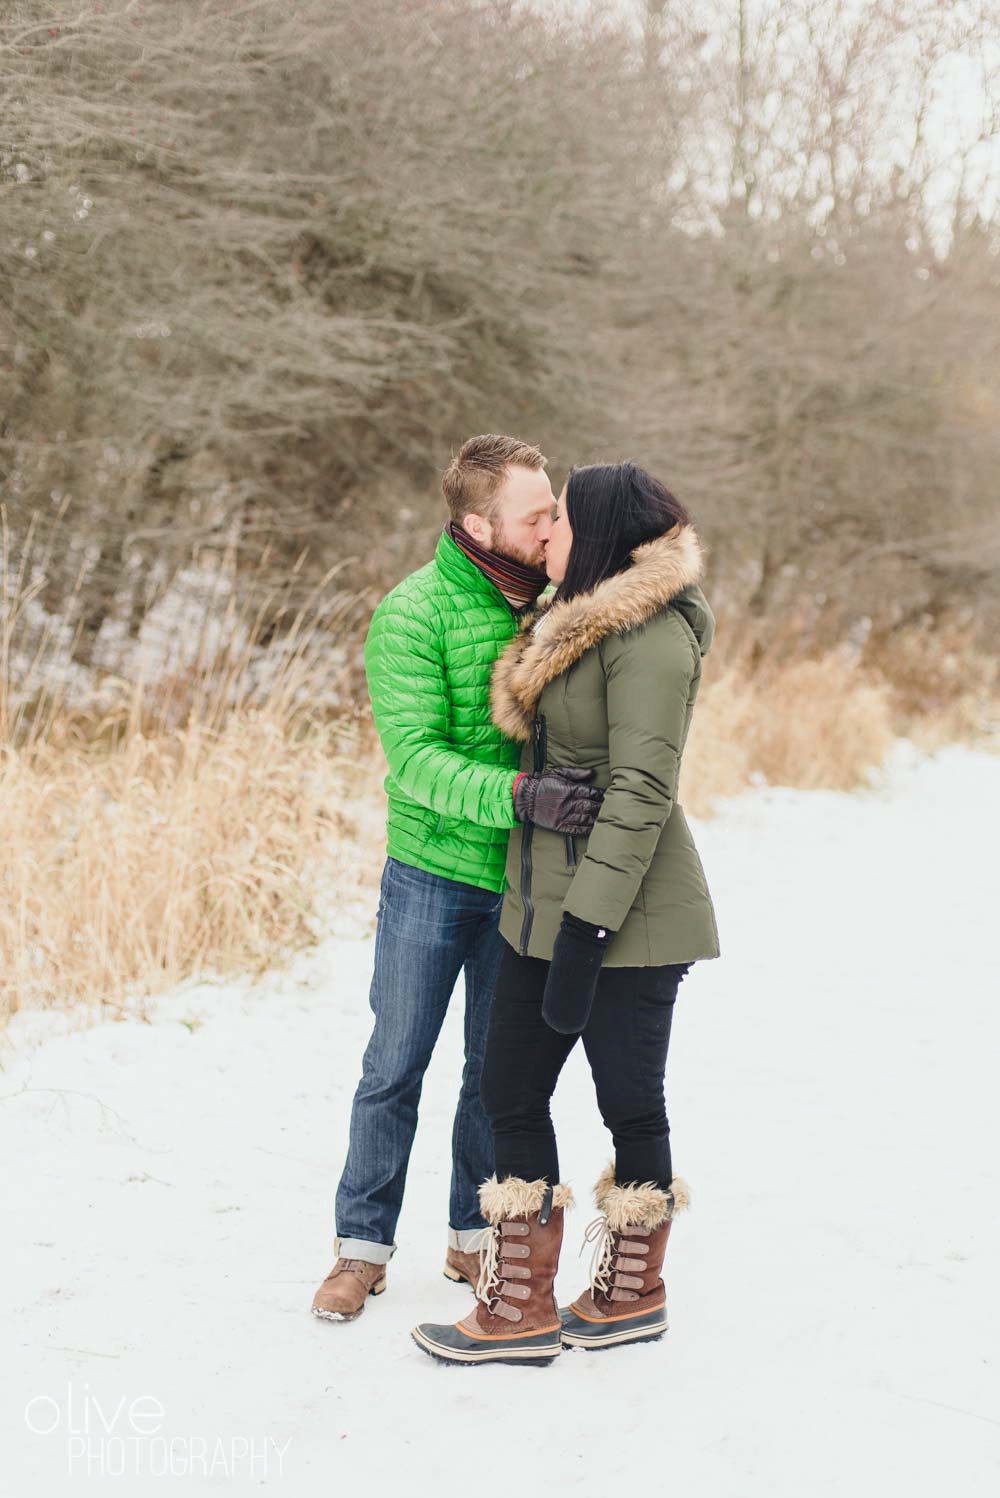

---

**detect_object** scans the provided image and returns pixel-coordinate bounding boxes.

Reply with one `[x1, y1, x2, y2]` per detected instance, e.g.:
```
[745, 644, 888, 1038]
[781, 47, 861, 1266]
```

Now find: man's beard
[491, 525, 546, 572]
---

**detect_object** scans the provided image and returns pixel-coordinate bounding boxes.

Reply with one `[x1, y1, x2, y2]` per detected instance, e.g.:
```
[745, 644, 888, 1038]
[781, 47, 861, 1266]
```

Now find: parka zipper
[518, 713, 547, 954]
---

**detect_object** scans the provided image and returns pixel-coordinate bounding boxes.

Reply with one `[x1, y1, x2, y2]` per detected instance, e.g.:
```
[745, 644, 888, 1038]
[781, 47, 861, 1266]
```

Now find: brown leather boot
[412, 1176, 573, 1365]
[311, 1257, 388, 1322]
[559, 1162, 690, 1350]
[443, 1244, 484, 1289]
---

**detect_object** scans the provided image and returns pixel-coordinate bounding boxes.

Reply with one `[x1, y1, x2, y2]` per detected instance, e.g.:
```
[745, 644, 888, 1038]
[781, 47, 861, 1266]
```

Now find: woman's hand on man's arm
[513, 767, 603, 833]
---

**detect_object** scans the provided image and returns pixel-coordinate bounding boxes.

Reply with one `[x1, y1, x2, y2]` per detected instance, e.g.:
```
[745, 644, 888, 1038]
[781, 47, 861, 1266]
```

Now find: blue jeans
[333, 856, 505, 1264]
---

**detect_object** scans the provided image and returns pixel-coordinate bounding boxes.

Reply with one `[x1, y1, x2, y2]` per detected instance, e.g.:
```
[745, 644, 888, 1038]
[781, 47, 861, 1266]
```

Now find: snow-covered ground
[3, 744, 999, 1496]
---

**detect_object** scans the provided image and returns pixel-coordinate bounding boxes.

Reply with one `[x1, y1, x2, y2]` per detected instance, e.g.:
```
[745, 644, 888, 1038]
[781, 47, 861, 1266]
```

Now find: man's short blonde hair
[442, 434, 547, 525]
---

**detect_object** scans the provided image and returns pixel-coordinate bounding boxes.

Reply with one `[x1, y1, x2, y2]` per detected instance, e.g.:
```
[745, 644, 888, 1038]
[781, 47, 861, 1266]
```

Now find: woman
[411, 461, 720, 1366]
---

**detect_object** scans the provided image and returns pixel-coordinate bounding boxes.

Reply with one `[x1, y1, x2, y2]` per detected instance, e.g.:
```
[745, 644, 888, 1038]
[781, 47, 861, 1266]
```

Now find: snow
[3, 744, 999, 1496]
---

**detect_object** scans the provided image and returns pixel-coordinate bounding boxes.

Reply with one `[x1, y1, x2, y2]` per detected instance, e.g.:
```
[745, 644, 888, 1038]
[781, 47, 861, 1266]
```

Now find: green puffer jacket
[490, 523, 721, 965]
[363, 528, 531, 892]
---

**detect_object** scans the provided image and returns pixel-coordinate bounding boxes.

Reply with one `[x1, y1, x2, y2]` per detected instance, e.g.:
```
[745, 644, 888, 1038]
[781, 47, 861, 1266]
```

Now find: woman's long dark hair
[555, 461, 691, 603]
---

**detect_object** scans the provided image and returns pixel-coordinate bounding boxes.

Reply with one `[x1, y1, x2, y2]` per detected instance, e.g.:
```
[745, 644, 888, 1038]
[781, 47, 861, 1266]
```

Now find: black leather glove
[541, 912, 613, 1034]
[513, 767, 603, 834]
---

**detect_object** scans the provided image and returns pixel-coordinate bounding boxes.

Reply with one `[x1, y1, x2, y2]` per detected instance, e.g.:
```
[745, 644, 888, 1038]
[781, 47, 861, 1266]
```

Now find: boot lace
[580, 1213, 616, 1297]
[465, 1224, 503, 1308]
[339, 1257, 380, 1280]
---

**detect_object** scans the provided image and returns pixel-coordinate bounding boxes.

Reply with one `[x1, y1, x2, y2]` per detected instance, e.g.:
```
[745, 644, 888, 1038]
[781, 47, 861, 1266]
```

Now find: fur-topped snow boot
[411, 1176, 573, 1366]
[559, 1162, 690, 1351]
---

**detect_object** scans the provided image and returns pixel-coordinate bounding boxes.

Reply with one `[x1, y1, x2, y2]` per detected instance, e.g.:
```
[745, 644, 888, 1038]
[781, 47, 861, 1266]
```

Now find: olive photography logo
[24, 1382, 293, 1478]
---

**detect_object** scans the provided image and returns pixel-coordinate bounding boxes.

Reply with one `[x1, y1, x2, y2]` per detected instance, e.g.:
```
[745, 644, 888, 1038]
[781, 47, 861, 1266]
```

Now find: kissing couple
[313, 433, 719, 1366]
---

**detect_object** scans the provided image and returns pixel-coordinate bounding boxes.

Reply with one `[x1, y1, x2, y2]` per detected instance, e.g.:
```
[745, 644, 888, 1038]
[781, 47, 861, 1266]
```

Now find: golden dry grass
[0, 709, 395, 1025]
[682, 611, 998, 816]
[0, 525, 378, 1024]
[682, 656, 896, 813]
[2, 578, 996, 1025]
[1, 715, 334, 1018]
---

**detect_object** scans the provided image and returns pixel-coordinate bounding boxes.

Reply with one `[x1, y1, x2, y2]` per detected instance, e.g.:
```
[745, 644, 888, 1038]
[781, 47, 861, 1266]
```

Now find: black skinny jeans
[479, 939, 691, 1191]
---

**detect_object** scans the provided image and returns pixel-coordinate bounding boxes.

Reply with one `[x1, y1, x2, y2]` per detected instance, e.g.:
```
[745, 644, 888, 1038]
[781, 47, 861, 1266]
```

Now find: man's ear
[462, 511, 492, 546]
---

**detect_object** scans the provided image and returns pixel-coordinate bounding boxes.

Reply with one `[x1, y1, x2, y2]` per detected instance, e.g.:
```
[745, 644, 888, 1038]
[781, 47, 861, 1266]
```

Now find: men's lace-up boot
[443, 1244, 483, 1289]
[311, 1256, 388, 1322]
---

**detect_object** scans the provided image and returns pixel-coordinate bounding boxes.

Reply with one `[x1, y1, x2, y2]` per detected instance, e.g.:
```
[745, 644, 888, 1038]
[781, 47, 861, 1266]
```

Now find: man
[311, 434, 603, 1322]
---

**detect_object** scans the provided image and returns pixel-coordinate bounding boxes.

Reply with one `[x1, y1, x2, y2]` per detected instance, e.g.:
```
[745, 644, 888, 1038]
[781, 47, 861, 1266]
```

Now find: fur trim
[490, 523, 704, 742]
[593, 1160, 691, 1232]
[478, 1174, 575, 1223]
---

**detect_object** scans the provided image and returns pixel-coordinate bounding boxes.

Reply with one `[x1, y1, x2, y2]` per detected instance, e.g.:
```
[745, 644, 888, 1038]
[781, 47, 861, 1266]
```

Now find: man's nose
[537, 516, 552, 542]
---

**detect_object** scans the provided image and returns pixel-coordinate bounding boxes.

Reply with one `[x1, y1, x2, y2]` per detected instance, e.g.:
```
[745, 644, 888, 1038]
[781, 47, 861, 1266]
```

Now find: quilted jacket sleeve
[364, 591, 520, 829]
[561, 612, 697, 931]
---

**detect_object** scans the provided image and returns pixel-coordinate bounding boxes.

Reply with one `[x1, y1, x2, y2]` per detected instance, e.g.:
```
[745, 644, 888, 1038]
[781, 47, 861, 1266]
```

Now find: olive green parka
[490, 523, 720, 966]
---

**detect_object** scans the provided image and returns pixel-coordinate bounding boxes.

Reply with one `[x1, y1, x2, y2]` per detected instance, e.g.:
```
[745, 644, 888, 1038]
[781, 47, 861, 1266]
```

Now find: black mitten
[541, 912, 613, 1034]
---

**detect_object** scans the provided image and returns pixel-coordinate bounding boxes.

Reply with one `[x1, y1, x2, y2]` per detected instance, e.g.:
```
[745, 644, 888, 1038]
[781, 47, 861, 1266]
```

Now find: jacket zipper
[518, 713, 547, 954]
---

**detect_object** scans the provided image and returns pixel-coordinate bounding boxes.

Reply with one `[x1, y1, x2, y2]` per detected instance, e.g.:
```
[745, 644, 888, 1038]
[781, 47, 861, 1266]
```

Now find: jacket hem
[385, 847, 506, 896]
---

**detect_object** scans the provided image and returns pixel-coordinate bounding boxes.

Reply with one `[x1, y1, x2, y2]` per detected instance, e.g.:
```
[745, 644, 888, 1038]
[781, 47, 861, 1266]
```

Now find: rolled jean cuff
[448, 1226, 488, 1252]
[334, 1236, 396, 1265]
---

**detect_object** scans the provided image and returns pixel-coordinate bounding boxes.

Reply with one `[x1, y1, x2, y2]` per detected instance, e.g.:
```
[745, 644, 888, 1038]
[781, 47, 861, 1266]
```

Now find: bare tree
[1, 0, 997, 698]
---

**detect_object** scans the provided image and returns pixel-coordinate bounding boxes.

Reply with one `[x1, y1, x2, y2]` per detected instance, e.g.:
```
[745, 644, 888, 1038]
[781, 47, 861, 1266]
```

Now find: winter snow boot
[443, 1244, 483, 1288]
[311, 1256, 387, 1322]
[411, 1176, 573, 1366]
[559, 1162, 690, 1350]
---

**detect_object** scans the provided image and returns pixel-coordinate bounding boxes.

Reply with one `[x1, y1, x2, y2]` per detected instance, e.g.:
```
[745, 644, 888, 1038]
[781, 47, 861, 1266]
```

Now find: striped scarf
[445, 521, 550, 610]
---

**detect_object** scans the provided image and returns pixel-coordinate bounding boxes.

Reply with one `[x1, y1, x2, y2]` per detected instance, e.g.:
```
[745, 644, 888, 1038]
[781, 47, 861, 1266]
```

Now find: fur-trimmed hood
[490, 523, 707, 743]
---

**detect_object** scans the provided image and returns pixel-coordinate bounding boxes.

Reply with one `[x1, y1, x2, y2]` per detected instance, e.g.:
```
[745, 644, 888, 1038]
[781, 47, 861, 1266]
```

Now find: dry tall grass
[2, 546, 996, 1026]
[682, 658, 896, 813]
[1, 519, 376, 1025]
[682, 611, 998, 815]
[2, 716, 329, 1015]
